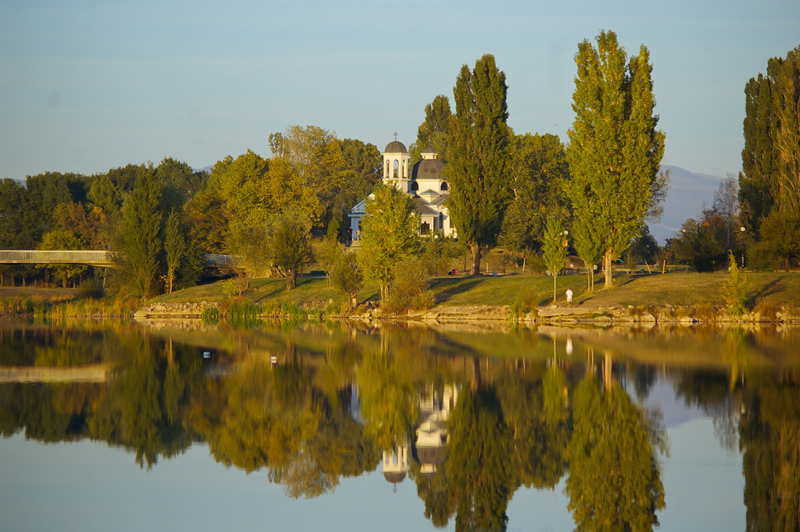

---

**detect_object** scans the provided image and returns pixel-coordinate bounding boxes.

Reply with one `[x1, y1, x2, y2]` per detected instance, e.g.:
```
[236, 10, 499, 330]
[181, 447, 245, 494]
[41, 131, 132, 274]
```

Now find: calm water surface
[1, 319, 798, 532]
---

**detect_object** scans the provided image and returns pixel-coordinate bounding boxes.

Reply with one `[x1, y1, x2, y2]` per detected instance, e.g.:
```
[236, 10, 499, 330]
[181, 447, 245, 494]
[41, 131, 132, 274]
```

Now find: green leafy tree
[740, 45, 800, 246]
[386, 256, 433, 313]
[269, 126, 380, 230]
[447, 54, 513, 275]
[186, 189, 228, 255]
[23, 172, 81, 244]
[358, 182, 419, 304]
[565, 30, 666, 288]
[572, 216, 604, 292]
[501, 133, 570, 254]
[723, 250, 749, 315]
[113, 165, 163, 300]
[330, 248, 362, 310]
[163, 210, 187, 294]
[265, 212, 314, 290]
[542, 218, 568, 303]
[740, 73, 776, 236]
[37, 228, 87, 287]
[671, 213, 728, 272]
[324, 138, 382, 229]
[156, 157, 205, 213]
[757, 208, 800, 271]
[0, 178, 34, 249]
[410, 95, 453, 163]
[769, 47, 800, 218]
[318, 218, 342, 286]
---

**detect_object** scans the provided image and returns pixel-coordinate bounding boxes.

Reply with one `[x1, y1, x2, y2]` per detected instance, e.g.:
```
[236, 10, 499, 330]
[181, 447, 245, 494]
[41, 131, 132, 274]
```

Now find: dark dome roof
[411, 158, 445, 181]
[383, 471, 407, 483]
[384, 140, 407, 153]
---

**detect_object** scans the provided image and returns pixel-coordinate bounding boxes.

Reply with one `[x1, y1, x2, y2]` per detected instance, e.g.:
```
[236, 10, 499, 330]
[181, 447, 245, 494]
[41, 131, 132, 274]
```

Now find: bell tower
[382, 132, 410, 193]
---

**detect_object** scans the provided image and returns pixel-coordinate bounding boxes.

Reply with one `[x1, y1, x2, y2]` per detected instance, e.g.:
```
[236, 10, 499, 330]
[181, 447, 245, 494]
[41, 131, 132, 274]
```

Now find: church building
[348, 138, 456, 241]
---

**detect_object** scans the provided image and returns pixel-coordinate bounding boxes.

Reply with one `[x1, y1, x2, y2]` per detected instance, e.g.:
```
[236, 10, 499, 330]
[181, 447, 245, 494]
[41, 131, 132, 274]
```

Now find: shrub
[386, 256, 433, 313]
[228, 302, 262, 328]
[722, 251, 748, 315]
[78, 278, 105, 300]
[201, 306, 220, 324]
[753, 301, 779, 322]
[690, 303, 717, 322]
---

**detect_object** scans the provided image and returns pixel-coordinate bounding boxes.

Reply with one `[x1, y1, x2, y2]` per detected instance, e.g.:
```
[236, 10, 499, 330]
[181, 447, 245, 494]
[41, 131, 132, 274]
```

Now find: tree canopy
[357, 182, 419, 304]
[565, 30, 666, 288]
[447, 54, 513, 275]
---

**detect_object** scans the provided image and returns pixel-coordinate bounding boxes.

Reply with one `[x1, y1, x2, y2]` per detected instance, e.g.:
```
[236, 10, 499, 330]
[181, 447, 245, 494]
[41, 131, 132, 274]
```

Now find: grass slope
[146, 270, 799, 312]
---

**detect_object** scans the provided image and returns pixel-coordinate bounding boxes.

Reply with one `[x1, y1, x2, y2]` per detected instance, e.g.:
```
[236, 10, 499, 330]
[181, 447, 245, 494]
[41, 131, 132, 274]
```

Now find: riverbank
[132, 271, 800, 327]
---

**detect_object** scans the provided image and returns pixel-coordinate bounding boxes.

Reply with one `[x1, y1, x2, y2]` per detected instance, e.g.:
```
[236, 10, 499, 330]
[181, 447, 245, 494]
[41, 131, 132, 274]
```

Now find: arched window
[440, 182, 448, 191]
[411, 181, 419, 191]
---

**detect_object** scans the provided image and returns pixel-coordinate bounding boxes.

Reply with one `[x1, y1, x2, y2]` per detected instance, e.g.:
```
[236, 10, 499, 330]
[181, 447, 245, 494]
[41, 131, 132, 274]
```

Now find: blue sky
[1, 0, 798, 181]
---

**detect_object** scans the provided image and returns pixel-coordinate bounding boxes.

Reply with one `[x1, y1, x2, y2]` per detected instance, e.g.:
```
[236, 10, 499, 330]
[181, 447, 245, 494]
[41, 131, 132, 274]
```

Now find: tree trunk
[603, 251, 614, 288]
[553, 273, 558, 303]
[471, 244, 481, 276]
[287, 268, 296, 290]
[471, 357, 482, 391]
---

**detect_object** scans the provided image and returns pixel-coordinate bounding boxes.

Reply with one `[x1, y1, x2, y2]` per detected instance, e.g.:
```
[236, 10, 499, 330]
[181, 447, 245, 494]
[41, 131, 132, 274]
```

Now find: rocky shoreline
[134, 301, 800, 327]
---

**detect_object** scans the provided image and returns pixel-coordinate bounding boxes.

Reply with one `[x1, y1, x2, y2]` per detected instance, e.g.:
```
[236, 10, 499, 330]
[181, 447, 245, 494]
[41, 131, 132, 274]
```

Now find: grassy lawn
[7, 267, 793, 312]
[144, 269, 800, 312]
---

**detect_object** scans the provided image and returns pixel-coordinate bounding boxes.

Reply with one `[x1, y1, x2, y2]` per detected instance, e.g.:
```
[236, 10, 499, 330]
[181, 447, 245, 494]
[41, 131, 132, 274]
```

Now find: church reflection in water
[382, 384, 458, 491]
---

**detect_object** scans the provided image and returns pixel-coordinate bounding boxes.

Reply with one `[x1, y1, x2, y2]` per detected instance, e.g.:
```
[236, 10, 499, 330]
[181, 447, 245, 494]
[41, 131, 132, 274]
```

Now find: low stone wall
[134, 302, 212, 319]
[531, 304, 800, 327]
[133, 301, 800, 328]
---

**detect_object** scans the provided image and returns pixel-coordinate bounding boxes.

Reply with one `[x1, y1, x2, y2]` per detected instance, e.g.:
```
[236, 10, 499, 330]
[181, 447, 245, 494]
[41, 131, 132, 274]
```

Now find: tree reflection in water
[1, 322, 799, 530]
[565, 366, 667, 532]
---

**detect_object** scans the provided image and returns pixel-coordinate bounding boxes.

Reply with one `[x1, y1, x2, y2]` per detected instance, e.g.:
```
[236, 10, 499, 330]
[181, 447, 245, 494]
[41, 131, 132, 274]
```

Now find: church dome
[411, 158, 445, 181]
[384, 140, 407, 153]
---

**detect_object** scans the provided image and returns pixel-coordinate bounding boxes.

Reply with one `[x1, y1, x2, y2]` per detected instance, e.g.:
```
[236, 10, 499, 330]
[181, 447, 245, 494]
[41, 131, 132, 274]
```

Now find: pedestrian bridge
[0, 250, 115, 267]
[0, 363, 114, 383]
[0, 250, 238, 269]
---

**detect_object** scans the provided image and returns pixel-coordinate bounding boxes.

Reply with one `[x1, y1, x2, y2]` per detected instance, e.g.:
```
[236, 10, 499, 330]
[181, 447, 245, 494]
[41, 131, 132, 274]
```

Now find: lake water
[1, 318, 798, 532]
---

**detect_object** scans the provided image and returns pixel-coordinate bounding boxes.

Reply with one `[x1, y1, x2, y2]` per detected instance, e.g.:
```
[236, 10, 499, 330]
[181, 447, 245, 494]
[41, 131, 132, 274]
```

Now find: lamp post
[740, 226, 746, 268]
[433, 232, 440, 277]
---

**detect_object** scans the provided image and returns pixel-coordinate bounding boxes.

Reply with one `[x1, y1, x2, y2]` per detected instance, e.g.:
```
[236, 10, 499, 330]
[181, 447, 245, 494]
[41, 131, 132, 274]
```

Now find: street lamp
[740, 226, 746, 267]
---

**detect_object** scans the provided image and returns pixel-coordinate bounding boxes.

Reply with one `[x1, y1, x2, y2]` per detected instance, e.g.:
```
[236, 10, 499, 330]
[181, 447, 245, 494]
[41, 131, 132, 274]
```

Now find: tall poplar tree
[447, 54, 512, 275]
[565, 30, 666, 288]
[410, 95, 453, 163]
[740, 72, 776, 234]
[740, 45, 800, 268]
[114, 165, 162, 300]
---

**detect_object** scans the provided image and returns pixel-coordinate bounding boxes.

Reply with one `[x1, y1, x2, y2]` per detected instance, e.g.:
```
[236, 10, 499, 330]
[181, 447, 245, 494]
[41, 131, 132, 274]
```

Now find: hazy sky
[1, 0, 798, 182]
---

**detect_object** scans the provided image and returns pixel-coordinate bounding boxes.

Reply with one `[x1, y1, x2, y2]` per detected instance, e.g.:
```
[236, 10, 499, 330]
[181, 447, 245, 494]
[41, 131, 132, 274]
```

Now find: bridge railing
[0, 250, 115, 266]
[0, 250, 239, 269]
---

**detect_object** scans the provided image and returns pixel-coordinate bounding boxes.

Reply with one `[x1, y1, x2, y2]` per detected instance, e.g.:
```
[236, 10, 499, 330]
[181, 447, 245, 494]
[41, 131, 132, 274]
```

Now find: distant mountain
[648, 164, 724, 244]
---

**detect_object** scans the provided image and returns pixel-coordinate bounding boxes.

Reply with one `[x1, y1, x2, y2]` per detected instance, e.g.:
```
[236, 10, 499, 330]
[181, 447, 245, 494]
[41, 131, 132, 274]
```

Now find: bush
[722, 251, 748, 315]
[386, 256, 433, 313]
[201, 306, 220, 324]
[753, 301, 779, 322]
[228, 302, 262, 328]
[78, 278, 105, 300]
